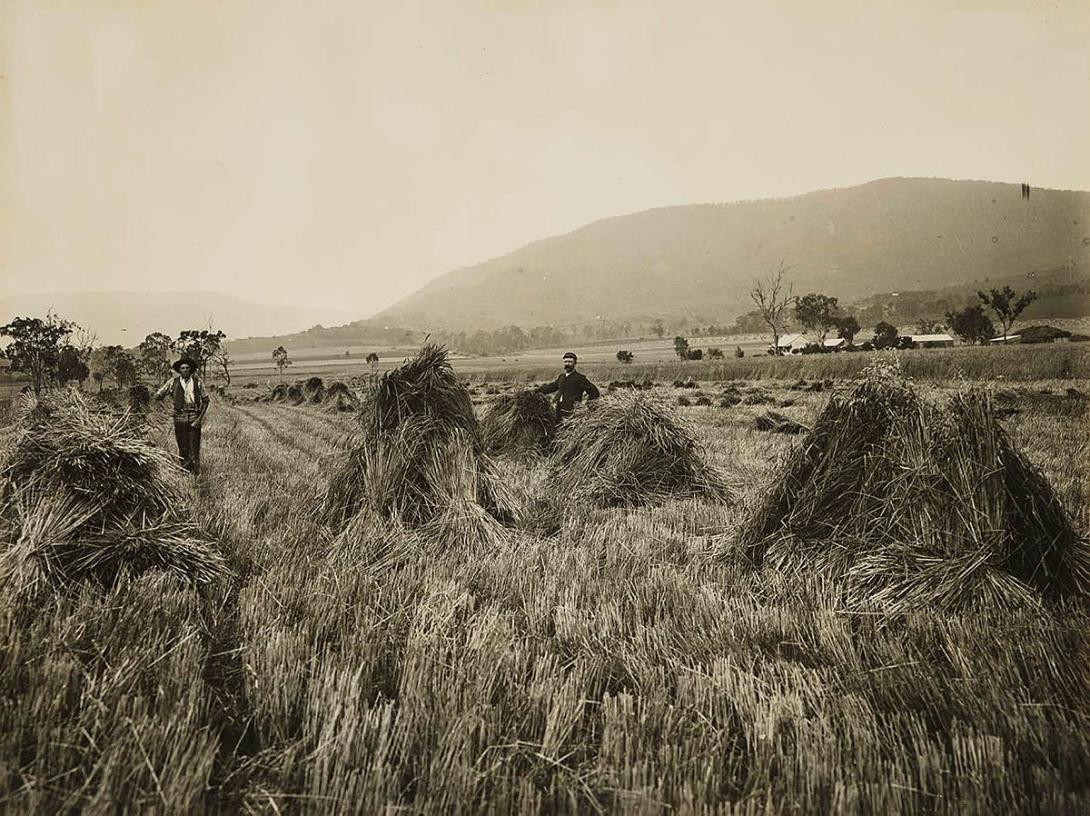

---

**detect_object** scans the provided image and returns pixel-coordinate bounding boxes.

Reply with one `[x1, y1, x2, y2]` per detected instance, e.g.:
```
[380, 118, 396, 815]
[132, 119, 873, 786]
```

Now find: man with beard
[535, 351, 600, 422]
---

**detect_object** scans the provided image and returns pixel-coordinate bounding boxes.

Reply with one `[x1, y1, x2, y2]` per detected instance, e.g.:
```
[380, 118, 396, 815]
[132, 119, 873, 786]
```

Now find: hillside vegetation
[379, 177, 1090, 330]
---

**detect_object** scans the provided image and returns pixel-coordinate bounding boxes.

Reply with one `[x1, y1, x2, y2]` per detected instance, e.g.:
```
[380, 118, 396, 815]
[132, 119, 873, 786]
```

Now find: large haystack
[0, 390, 227, 595]
[321, 345, 514, 549]
[739, 361, 1090, 612]
[546, 392, 732, 507]
[480, 390, 556, 459]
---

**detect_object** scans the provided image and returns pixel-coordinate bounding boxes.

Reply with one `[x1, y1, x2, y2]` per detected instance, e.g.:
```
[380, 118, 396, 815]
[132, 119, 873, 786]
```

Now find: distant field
[2, 344, 1089, 405]
[226, 342, 1090, 388]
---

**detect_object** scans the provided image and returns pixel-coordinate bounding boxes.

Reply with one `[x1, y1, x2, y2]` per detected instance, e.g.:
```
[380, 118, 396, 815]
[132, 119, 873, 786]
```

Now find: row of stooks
[1, 346, 1087, 615]
[262, 377, 359, 412]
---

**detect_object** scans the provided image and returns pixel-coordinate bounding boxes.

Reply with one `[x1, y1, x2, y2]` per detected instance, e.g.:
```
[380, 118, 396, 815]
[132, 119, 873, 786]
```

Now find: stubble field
[2, 352, 1089, 814]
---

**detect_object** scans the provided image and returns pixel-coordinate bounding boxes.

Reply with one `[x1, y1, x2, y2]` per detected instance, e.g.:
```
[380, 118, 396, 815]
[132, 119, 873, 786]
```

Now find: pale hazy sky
[3, 0, 1088, 315]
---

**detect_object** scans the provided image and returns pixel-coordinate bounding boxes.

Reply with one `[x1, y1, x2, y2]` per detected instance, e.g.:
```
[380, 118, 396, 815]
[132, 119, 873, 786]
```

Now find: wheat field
[2, 371, 1088, 814]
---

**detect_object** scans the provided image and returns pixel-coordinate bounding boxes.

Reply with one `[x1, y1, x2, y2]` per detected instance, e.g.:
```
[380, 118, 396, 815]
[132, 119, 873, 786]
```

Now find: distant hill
[228, 319, 425, 356]
[377, 177, 1090, 330]
[0, 291, 359, 347]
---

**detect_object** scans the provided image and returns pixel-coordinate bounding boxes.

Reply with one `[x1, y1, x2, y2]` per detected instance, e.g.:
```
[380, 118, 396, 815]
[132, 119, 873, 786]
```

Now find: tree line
[746, 262, 1038, 354]
[0, 313, 231, 395]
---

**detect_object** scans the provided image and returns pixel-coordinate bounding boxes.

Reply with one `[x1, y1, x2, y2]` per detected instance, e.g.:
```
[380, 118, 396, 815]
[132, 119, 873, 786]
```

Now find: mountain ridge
[0, 291, 361, 347]
[378, 177, 1090, 331]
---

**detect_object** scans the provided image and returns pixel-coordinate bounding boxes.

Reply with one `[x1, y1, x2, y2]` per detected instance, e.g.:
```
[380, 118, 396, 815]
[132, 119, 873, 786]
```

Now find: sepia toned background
[3, 0, 1089, 318]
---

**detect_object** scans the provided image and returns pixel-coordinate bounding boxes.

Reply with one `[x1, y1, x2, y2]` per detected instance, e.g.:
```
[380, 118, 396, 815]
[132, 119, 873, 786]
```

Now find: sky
[2, 0, 1089, 316]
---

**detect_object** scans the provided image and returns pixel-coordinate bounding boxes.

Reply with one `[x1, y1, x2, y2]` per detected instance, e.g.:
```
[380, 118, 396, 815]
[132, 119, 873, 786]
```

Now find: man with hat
[535, 352, 600, 423]
[153, 356, 210, 476]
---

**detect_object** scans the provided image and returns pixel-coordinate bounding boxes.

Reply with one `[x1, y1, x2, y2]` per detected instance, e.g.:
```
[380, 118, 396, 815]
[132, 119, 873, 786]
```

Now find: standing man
[154, 356, 210, 476]
[535, 352, 600, 422]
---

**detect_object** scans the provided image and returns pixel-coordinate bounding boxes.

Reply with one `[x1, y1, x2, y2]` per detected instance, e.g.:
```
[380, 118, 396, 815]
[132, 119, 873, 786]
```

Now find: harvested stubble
[0, 390, 227, 594]
[480, 389, 556, 458]
[322, 380, 358, 413]
[546, 392, 732, 507]
[739, 362, 1090, 613]
[322, 345, 515, 550]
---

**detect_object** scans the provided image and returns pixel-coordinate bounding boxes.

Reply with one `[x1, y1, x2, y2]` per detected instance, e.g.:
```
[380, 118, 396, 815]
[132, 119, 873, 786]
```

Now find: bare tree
[750, 261, 796, 356]
[216, 346, 233, 386]
[74, 325, 98, 359]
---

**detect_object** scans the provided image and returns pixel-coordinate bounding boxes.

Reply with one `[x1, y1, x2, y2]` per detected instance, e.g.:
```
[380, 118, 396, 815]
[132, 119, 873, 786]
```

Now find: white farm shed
[773, 333, 809, 354]
[909, 333, 955, 349]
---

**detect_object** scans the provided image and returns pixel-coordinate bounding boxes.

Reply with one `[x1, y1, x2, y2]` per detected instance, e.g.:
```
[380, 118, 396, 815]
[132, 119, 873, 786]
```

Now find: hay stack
[286, 383, 305, 405]
[322, 380, 358, 413]
[321, 345, 514, 549]
[268, 383, 289, 403]
[304, 376, 324, 404]
[0, 390, 227, 594]
[546, 392, 731, 507]
[480, 390, 556, 458]
[739, 361, 1090, 612]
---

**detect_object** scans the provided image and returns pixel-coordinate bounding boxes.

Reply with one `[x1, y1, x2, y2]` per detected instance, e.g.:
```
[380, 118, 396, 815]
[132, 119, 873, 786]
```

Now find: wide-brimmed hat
[172, 357, 199, 373]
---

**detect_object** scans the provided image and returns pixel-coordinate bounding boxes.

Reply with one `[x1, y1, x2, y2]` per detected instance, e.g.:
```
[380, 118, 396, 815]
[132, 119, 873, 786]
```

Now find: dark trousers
[173, 417, 202, 475]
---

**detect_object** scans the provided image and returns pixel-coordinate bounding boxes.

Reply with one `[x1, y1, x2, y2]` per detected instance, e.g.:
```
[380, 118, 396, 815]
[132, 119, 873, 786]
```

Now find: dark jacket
[536, 371, 600, 417]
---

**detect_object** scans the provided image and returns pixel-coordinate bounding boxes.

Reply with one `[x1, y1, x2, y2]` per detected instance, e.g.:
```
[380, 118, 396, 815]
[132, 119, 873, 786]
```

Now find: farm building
[772, 333, 810, 354]
[1020, 325, 1071, 344]
[823, 337, 847, 351]
[909, 333, 955, 348]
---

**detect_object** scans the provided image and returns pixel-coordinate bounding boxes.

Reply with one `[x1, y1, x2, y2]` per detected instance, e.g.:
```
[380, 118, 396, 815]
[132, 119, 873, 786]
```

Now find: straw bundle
[321, 345, 515, 549]
[286, 383, 305, 405]
[0, 390, 227, 594]
[754, 411, 808, 435]
[268, 383, 289, 403]
[304, 376, 325, 404]
[480, 390, 556, 458]
[322, 380, 358, 413]
[545, 392, 732, 507]
[739, 361, 1090, 612]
